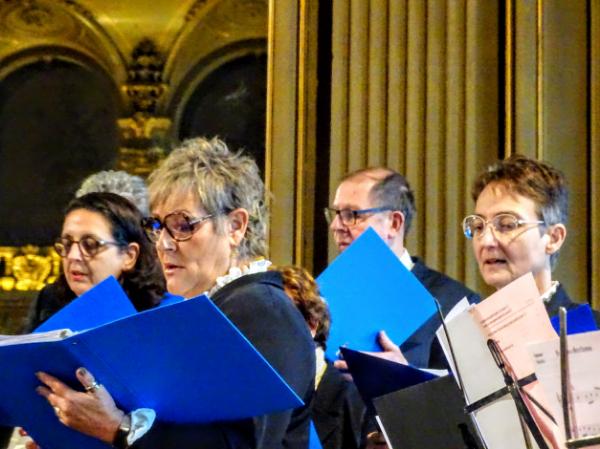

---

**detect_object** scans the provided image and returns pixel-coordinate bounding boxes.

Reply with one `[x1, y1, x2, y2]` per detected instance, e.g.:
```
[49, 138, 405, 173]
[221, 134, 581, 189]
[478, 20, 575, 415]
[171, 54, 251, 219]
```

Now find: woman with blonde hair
[33, 137, 315, 449]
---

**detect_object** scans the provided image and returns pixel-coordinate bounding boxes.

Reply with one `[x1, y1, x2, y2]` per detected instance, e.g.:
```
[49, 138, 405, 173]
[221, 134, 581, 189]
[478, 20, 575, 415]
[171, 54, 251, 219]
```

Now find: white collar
[540, 280, 560, 303]
[207, 259, 272, 296]
[399, 248, 414, 271]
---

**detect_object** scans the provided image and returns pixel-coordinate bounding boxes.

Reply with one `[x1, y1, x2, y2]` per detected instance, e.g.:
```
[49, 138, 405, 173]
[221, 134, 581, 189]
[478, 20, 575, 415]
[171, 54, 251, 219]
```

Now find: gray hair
[148, 137, 267, 260]
[342, 167, 417, 234]
[76, 170, 149, 216]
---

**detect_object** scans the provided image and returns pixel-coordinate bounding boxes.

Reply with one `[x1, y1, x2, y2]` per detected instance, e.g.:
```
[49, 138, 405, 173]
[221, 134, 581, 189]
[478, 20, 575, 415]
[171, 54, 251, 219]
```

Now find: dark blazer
[24, 277, 76, 333]
[400, 257, 480, 369]
[133, 271, 315, 449]
[311, 361, 373, 449]
[545, 284, 600, 326]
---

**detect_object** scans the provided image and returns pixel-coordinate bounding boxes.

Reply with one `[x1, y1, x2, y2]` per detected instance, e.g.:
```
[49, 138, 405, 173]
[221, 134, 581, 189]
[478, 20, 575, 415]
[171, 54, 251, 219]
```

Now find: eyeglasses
[142, 212, 214, 242]
[462, 213, 545, 239]
[324, 206, 394, 226]
[54, 235, 122, 258]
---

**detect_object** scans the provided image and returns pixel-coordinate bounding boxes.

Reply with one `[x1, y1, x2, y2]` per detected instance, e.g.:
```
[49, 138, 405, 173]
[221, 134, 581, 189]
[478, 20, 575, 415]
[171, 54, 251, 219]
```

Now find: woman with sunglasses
[33, 138, 315, 449]
[25, 191, 166, 332]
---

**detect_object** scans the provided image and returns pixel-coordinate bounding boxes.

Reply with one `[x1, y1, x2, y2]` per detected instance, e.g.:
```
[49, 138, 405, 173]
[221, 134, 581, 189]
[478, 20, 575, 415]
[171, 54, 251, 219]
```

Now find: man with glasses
[464, 154, 599, 322]
[327, 167, 479, 368]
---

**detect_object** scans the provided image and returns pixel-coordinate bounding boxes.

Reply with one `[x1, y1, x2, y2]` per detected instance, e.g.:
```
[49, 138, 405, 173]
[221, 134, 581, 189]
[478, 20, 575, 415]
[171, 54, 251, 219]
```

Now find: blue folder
[550, 303, 598, 335]
[317, 228, 437, 360]
[0, 294, 303, 449]
[340, 347, 438, 408]
[309, 420, 324, 449]
[35, 276, 137, 333]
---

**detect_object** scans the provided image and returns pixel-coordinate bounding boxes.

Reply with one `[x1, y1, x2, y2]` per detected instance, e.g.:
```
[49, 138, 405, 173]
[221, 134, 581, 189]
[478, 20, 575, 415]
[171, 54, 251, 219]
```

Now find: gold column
[404, 0, 427, 256]
[445, 0, 466, 281]
[504, 0, 514, 158]
[535, 0, 544, 160]
[591, 1, 600, 310]
[367, 0, 389, 167]
[347, 0, 370, 170]
[266, 0, 318, 269]
[266, 0, 298, 266]
[463, 0, 500, 296]
[328, 0, 351, 261]
[536, 1, 588, 301]
[513, 0, 537, 159]
[422, 0, 446, 269]
[386, 0, 407, 173]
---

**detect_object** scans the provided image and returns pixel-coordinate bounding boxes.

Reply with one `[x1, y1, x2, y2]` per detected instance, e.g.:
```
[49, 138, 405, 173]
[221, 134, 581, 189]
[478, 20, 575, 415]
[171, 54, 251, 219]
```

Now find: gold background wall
[288, 0, 598, 307]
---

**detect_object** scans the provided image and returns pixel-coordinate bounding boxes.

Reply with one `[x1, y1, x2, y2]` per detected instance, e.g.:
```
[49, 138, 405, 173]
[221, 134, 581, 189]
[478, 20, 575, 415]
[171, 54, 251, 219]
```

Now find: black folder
[339, 347, 437, 410]
[373, 375, 483, 449]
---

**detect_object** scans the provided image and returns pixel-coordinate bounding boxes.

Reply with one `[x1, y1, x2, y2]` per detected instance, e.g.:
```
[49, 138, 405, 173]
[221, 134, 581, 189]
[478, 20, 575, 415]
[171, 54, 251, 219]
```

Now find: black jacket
[24, 277, 76, 333]
[311, 361, 372, 449]
[133, 271, 315, 449]
[545, 283, 600, 326]
[400, 257, 480, 369]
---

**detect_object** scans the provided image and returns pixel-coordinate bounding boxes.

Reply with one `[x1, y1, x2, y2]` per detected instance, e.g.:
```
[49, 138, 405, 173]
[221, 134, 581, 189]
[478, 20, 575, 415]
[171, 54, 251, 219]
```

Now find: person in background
[464, 153, 600, 322]
[76, 170, 150, 216]
[26, 192, 166, 331]
[327, 167, 479, 369]
[13, 192, 166, 449]
[25, 170, 155, 332]
[276, 265, 372, 449]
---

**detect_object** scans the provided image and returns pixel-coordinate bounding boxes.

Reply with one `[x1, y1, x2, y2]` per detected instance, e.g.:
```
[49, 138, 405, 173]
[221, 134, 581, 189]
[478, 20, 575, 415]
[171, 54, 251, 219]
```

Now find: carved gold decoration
[118, 39, 171, 175]
[0, 0, 77, 37]
[12, 246, 52, 291]
[184, 0, 211, 22]
[0, 246, 59, 292]
[118, 116, 172, 142]
[123, 39, 167, 114]
[117, 146, 167, 177]
[207, 0, 267, 37]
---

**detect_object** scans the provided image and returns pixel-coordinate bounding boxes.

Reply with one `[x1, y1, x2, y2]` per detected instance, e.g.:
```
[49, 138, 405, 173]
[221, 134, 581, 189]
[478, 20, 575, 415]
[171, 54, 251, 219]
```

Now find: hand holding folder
[0, 278, 303, 449]
[317, 228, 437, 360]
[339, 347, 440, 409]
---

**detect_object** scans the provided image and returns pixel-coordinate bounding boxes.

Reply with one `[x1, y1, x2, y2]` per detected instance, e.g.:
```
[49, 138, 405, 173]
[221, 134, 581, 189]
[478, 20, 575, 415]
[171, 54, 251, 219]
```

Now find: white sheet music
[529, 330, 600, 447]
[440, 273, 564, 449]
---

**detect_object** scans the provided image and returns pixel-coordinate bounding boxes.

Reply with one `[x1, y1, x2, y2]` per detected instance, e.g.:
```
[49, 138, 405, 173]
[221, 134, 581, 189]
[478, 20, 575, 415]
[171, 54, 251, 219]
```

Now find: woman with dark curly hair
[25, 192, 166, 331]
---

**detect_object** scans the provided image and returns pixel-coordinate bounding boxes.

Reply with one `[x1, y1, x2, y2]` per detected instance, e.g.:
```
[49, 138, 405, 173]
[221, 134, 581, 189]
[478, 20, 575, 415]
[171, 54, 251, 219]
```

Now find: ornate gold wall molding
[0, 0, 270, 290]
[0, 0, 127, 86]
[162, 0, 268, 117]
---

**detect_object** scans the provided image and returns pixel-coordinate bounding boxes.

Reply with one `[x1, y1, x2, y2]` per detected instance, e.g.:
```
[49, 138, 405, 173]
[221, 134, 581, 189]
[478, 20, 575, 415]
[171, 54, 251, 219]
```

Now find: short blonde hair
[148, 137, 268, 259]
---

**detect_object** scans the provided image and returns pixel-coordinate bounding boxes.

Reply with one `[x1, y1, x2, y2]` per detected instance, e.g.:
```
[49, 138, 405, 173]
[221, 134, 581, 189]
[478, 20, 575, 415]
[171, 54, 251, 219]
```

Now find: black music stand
[485, 339, 550, 449]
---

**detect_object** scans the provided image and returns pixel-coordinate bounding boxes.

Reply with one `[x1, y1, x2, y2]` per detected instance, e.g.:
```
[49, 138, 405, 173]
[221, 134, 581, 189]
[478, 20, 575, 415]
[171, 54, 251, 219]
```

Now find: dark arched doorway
[0, 58, 119, 245]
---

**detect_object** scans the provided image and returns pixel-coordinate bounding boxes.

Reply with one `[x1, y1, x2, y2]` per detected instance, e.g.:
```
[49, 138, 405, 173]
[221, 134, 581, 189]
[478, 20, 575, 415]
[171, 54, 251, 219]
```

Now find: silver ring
[84, 381, 101, 393]
[53, 406, 61, 417]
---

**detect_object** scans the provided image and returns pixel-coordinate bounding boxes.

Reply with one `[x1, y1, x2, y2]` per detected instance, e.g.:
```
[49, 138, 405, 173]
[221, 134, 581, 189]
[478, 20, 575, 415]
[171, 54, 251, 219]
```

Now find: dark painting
[179, 53, 267, 176]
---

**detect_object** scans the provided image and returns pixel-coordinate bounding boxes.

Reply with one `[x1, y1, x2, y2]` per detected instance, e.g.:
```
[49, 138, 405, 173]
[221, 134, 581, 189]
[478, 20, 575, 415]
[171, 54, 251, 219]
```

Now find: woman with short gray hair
[34, 137, 315, 449]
